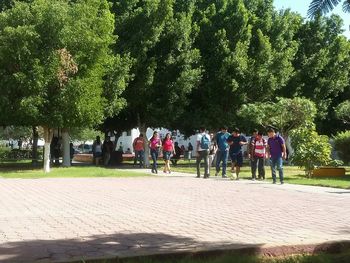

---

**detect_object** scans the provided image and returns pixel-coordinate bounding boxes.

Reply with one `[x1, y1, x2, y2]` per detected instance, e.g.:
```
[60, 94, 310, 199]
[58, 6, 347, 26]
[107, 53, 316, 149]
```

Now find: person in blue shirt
[227, 128, 247, 180]
[215, 127, 230, 178]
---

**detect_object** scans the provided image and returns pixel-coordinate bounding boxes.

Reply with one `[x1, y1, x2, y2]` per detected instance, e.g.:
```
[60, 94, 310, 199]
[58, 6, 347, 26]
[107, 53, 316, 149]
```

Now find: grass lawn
[170, 161, 350, 189]
[0, 161, 150, 179]
[80, 250, 350, 263]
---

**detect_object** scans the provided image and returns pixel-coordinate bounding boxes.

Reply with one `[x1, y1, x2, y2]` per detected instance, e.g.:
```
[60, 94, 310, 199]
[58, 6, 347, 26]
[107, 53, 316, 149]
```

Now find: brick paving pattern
[0, 172, 349, 262]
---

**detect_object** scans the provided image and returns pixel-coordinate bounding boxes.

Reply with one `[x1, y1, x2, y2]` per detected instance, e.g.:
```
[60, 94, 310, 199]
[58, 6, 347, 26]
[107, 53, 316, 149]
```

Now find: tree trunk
[31, 126, 39, 167]
[62, 128, 71, 167]
[43, 126, 53, 173]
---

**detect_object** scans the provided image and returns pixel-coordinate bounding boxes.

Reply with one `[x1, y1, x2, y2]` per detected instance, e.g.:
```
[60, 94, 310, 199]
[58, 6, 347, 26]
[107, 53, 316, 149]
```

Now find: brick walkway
[0, 172, 350, 262]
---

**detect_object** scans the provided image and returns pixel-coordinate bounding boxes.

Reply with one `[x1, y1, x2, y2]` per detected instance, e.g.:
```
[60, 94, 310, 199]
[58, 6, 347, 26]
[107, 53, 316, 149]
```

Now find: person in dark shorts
[227, 128, 247, 180]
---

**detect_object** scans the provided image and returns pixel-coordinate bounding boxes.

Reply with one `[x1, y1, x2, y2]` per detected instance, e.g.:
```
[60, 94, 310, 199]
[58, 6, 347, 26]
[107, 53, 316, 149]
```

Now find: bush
[333, 130, 350, 165]
[0, 147, 43, 160]
[290, 127, 332, 177]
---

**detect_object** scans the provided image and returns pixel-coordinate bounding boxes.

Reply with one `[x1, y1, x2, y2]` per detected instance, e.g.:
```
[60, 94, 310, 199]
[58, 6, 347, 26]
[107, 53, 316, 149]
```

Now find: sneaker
[273, 181, 276, 184]
[151, 169, 155, 173]
[196, 176, 200, 178]
[281, 181, 284, 185]
[222, 175, 227, 178]
[204, 175, 209, 179]
[252, 178, 255, 181]
[215, 172, 219, 177]
[235, 177, 239, 181]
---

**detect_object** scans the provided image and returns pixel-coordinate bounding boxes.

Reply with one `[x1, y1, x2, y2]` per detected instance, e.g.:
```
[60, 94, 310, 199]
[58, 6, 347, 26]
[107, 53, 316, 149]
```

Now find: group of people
[93, 127, 287, 184]
[143, 126, 287, 184]
[92, 136, 114, 165]
[211, 126, 287, 184]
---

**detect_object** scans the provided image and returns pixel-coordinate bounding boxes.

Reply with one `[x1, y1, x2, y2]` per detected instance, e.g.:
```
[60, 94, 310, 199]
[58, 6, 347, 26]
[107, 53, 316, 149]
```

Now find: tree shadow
[0, 232, 265, 262]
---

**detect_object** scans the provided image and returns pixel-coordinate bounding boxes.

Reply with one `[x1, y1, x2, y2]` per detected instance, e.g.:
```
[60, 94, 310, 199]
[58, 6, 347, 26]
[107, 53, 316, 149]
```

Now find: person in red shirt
[133, 134, 145, 168]
[162, 133, 175, 174]
[251, 131, 268, 180]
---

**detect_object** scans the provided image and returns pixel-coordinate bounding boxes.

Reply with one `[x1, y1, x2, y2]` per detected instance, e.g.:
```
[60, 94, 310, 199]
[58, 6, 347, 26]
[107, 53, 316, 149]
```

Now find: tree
[281, 14, 350, 135]
[0, 0, 120, 172]
[308, 0, 350, 18]
[238, 97, 317, 157]
[238, 97, 317, 136]
[110, 0, 202, 164]
[333, 130, 350, 165]
[175, 0, 301, 134]
[335, 100, 350, 124]
[290, 125, 332, 177]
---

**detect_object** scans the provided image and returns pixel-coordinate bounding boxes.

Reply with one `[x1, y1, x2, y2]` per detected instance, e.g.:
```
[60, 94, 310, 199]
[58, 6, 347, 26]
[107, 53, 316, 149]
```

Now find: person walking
[162, 133, 175, 174]
[133, 133, 145, 168]
[149, 131, 161, 174]
[103, 136, 114, 166]
[248, 129, 258, 178]
[196, 127, 211, 178]
[171, 142, 182, 166]
[92, 136, 103, 165]
[266, 128, 287, 184]
[208, 133, 217, 167]
[227, 128, 247, 180]
[215, 127, 230, 178]
[251, 131, 267, 180]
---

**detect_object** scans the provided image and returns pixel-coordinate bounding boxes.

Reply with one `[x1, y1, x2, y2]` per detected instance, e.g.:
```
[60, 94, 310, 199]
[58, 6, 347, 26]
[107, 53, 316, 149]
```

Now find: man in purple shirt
[266, 128, 287, 184]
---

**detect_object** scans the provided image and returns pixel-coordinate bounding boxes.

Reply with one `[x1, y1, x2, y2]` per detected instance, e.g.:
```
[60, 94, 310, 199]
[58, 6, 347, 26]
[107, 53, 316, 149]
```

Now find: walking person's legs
[151, 149, 158, 173]
[258, 157, 265, 180]
[139, 150, 144, 167]
[203, 150, 210, 178]
[235, 152, 243, 179]
[252, 157, 258, 180]
[277, 157, 284, 184]
[196, 152, 203, 178]
[222, 150, 228, 178]
[215, 151, 222, 176]
[270, 158, 277, 183]
[250, 158, 255, 178]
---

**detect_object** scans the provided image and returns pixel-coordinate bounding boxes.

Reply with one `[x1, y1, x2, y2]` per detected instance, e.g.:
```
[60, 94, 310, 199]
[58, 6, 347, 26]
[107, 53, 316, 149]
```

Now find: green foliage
[282, 14, 350, 134]
[335, 100, 350, 124]
[290, 126, 332, 177]
[308, 0, 348, 18]
[238, 97, 317, 135]
[111, 0, 202, 130]
[333, 130, 350, 164]
[176, 0, 301, 134]
[0, 0, 123, 129]
[0, 126, 32, 140]
[69, 127, 104, 142]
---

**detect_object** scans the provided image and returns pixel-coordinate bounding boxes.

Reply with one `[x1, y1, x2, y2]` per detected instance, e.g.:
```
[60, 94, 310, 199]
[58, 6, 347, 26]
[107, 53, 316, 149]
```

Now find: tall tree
[0, 0, 122, 171]
[176, 0, 301, 134]
[110, 0, 202, 162]
[281, 14, 350, 134]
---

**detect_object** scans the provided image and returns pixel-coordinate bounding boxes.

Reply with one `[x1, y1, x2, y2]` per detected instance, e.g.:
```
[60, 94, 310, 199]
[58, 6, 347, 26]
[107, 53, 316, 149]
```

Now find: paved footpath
[0, 171, 350, 262]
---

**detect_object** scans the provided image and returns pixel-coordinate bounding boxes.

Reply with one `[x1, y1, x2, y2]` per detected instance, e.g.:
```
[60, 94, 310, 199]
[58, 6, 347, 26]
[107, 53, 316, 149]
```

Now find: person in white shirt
[196, 127, 211, 178]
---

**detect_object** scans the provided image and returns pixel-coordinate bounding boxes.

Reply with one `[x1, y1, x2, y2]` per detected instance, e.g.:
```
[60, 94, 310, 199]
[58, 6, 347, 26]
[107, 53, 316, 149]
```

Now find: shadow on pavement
[0, 232, 264, 262]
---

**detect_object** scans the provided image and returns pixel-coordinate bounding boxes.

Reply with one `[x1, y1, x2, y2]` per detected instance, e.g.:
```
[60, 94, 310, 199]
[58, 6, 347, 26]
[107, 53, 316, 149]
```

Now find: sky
[273, 0, 350, 38]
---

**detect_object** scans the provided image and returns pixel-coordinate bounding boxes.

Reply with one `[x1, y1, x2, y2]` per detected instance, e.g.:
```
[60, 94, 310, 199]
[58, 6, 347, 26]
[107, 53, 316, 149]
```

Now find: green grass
[80, 250, 350, 263]
[0, 161, 150, 179]
[171, 162, 350, 189]
[0, 160, 349, 189]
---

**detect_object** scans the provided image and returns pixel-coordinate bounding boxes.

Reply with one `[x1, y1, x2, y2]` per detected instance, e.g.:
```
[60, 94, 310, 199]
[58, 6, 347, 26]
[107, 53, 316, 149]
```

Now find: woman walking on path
[149, 131, 162, 174]
[162, 133, 175, 174]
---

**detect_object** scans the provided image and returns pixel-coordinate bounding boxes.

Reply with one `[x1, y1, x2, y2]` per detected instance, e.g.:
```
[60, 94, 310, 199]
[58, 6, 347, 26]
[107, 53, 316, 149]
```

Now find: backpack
[200, 134, 210, 150]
